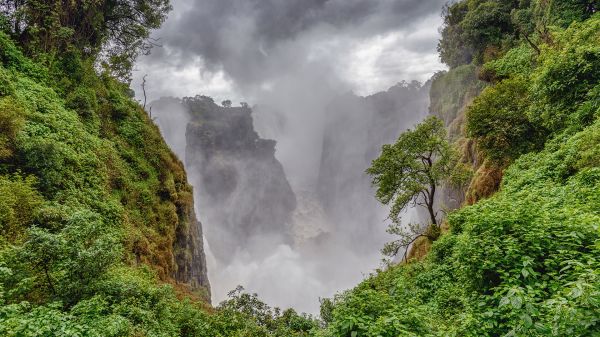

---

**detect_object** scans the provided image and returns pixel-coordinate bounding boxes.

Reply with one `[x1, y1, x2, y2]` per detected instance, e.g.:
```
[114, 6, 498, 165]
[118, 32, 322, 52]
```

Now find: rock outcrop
[174, 207, 211, 299]
[152, 96, 297, 264]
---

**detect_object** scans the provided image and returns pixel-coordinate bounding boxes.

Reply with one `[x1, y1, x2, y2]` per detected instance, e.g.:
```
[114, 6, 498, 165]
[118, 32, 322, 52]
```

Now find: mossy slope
[0, 31, 210, 336]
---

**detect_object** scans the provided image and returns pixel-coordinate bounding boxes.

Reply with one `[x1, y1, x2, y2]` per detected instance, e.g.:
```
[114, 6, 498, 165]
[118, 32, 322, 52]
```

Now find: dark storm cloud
[148, 0, 446, 85]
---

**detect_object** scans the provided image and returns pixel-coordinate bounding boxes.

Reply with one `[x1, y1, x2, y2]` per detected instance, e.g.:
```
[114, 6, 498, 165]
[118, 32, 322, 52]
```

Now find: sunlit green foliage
[480, 44, 535, 81]
[529, 15, 600, 132]
[466, 14, 599, 164]
[0, 174, 42, 241]
[320, 8, 600, 337]
[319, 117, 600, 337]
[466, 77, 545, 162]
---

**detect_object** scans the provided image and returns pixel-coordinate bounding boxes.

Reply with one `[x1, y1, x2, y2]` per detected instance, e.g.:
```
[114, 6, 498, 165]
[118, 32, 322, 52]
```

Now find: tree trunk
[428, 182, 437, 226]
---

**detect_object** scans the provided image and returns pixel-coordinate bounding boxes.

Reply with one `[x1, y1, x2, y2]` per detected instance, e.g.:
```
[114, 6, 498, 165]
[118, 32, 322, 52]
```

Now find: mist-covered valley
[1, 0, 598, 335]
[149, 80, 430, 313]
[132, 0, 446, 314]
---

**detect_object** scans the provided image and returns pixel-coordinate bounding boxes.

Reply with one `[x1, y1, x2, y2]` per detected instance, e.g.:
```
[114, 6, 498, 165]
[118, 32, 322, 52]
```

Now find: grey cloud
[146, 0, 446, 86]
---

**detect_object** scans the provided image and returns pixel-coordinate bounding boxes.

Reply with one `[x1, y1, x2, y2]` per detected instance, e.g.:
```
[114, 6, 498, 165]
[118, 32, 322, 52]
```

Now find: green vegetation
[466, 77, 545, 162]
[317, 3, 600, 337]
[318, 122, 600, 335]
[0, 0, 598, 336]
[438, 0, 597, 68]
[0, 28, 211, 336]
[0, 0, 171, 81]
[0, 2, 319, 336]
[367, 116, 455, 258]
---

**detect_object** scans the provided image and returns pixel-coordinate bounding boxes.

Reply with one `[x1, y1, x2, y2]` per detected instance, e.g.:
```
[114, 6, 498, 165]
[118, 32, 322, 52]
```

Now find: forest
[0, 0, 598, 336]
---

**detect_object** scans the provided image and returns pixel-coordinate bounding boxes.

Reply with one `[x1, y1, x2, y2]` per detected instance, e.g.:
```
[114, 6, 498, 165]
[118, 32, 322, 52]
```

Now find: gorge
[150, 80, 432, 313]
[0, 0, 598, 335]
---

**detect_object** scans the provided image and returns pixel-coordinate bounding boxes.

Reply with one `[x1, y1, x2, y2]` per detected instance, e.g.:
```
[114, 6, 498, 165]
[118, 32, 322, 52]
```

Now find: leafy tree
[0, 0, 171, 80]
[221, 99, 232, 108]
[212, 286, 319, 336]
[367, 116, 455, 258]
[438, 0, 517, 67]
[438, 1, 471, 68]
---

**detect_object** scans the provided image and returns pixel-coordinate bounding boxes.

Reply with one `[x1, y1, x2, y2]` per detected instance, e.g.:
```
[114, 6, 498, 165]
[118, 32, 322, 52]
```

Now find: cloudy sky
[132, 0, 448, 103]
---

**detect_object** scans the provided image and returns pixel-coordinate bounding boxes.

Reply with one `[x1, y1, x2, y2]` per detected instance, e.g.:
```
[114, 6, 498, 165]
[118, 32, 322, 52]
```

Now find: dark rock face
[316, 81, 431, 242]
[150, 97, 211, 300]
[154, 96, 297, 264]
[174, 207, 211, 300]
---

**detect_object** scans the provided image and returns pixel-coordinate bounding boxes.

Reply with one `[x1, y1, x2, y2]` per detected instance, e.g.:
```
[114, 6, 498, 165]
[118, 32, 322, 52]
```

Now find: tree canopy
[0, 0, 171, 80]
[438, 0, 598, 68]
[368, 116, 454, 228]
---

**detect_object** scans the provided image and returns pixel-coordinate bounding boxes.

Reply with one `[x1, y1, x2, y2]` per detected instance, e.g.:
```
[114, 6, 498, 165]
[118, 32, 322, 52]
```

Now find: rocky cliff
[152, 96, 297, 264]
[174, 207, 211, 296]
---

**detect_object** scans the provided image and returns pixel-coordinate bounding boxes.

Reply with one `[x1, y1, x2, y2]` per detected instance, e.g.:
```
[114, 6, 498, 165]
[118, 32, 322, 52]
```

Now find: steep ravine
[151, 80, 432, 311]
[184, 96, 297, 264]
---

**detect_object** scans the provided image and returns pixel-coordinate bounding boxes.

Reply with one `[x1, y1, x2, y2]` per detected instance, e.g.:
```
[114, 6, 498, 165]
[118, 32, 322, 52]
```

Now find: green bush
[0, 97, 25, 163]
[529, 15, 600, 131]
[481, 44, 536, 81]
[0, 67, 15, 96]
[466, 78, 545, 162]
[0, 174, 43, 241]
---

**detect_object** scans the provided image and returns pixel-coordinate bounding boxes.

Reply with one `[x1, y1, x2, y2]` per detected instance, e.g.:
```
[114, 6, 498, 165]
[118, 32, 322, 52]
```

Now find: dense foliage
[0, 0, 598, 336]
[318, 121, 600, 335]
[438, 0, 598, 68]
[317, 3, 600, 337]
[0, 0, 171, 80]
[0, 27, 214, 335]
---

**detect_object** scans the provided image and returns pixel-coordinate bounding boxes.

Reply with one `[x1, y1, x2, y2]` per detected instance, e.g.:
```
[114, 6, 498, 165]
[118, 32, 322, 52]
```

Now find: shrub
[467, 77, 545, 162]
[0, 174, 43, 241]
[481, 44, 536, 81]
[0, 97, 25, 162]
[529, 15, 600, 131]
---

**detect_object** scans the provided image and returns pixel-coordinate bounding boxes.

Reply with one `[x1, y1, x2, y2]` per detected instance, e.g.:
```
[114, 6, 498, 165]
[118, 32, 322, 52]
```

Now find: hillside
[0, 4, 211, 335]
[0, 1, 598, 336]
[315, 3, 600, 336]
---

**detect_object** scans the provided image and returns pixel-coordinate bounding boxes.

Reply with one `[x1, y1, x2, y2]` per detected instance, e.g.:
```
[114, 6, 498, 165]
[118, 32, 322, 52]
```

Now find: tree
[367, 116, 455, 259]
[221, 99, 232, 108]
[0, 0, 171, 81]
